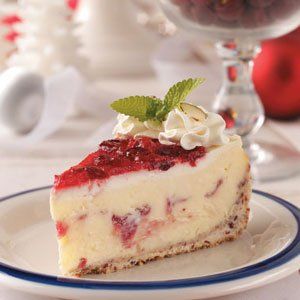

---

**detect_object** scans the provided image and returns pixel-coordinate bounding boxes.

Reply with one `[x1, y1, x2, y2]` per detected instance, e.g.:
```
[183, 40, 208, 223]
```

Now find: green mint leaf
[163, 78, 205, 115]
[110, 78, 205, 122]
[155, 105, 170, 122]
[110, 96, 163, 122]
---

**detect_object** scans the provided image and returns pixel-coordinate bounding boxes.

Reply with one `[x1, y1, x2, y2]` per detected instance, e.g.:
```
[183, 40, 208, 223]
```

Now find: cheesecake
[50, 78, 251, 276]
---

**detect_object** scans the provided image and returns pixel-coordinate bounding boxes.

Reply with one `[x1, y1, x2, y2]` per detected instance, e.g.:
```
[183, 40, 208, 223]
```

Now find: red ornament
[4, 30, 19, 42]
[1, 14, 22, 26]
[66, 0, 79, 11]
[253, 27, 300, 119]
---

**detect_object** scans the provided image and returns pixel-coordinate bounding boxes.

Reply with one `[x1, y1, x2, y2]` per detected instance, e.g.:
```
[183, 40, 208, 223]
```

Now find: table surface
[0, 77, 299, 300]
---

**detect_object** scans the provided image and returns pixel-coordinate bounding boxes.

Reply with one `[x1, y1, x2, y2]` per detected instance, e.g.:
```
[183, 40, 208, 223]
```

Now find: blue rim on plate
[0, 187, 299, 290]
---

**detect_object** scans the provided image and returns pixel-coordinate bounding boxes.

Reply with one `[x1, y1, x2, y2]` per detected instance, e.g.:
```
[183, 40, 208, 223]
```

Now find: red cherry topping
[54, 137, 206, 190]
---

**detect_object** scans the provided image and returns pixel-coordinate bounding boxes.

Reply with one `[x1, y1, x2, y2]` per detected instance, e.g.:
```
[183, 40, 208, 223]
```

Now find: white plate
[0, 187, 299, 300]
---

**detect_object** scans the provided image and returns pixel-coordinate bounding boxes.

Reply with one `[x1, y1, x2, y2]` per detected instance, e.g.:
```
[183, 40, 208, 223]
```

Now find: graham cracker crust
[73, 174, 251, 277]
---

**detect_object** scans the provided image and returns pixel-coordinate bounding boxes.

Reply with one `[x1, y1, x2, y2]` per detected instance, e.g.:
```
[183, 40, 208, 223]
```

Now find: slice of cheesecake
[50, 135, 251, 276]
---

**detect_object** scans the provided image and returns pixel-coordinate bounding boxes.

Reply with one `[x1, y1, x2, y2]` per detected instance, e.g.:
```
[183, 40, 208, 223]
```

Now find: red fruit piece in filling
[112, 205, 152, 247]
[78, 257, 87, 269]
[205, 178, 224, 198]
[166, 198, 173, 215]
[78, 214, 87, 221]
[136, 204, 151, 216]
[112, 214, 138, 248]
[166, 197, 187, 214]
[56, 221, 68, 238]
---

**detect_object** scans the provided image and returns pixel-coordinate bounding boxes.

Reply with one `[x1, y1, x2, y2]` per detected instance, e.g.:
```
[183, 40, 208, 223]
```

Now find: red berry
[247, 0, 275, 8]
[56, 221, 68, 238]
[241, 7, 269, 28]
[190, 0, 217, 25]
[99, 139, 122, 152]
[94, 154, 111, 165]
[156, 145, 180, 157]
[166, 198, 173, 215]
[78, 257, 87, 269]
[267, 0, 298, 20]
[112, 214, 138, 248]
[84, 166, 107, 180]
[187, 148, 206, 165]
[112, 204, 152, 247]
[136, 204, 151, 216]
[151, 160, 175, 171]
[215, 0, 245, 22]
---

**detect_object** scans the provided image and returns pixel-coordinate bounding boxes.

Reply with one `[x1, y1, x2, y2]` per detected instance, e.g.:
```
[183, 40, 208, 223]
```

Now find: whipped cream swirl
[113, 105, 229, 150]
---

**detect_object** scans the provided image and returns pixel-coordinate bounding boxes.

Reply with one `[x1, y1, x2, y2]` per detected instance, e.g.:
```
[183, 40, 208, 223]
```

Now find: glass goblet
[159, 0, 300, 182]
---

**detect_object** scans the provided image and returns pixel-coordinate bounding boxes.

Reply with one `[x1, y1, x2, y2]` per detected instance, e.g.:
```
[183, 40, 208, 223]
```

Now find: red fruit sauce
[54, 137, 206, 190]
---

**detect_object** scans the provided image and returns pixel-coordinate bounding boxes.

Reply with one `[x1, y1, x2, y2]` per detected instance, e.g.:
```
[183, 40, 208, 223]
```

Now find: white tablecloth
[0, 77, 299, 300]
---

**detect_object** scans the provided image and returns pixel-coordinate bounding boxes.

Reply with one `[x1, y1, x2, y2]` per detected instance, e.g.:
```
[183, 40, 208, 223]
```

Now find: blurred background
[0, 0, 299, 192]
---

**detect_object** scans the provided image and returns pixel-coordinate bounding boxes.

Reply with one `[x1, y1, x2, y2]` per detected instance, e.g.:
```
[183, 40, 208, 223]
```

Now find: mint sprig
[111, 96, 163, 122]
[110, 78, 205, 122]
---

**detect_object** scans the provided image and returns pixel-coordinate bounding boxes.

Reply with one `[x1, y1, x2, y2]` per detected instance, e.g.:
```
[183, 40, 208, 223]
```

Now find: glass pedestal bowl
[159, 0, 300, 182]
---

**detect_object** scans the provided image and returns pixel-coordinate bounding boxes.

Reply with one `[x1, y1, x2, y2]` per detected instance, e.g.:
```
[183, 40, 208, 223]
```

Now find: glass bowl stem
[213, 41, 265, 158]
